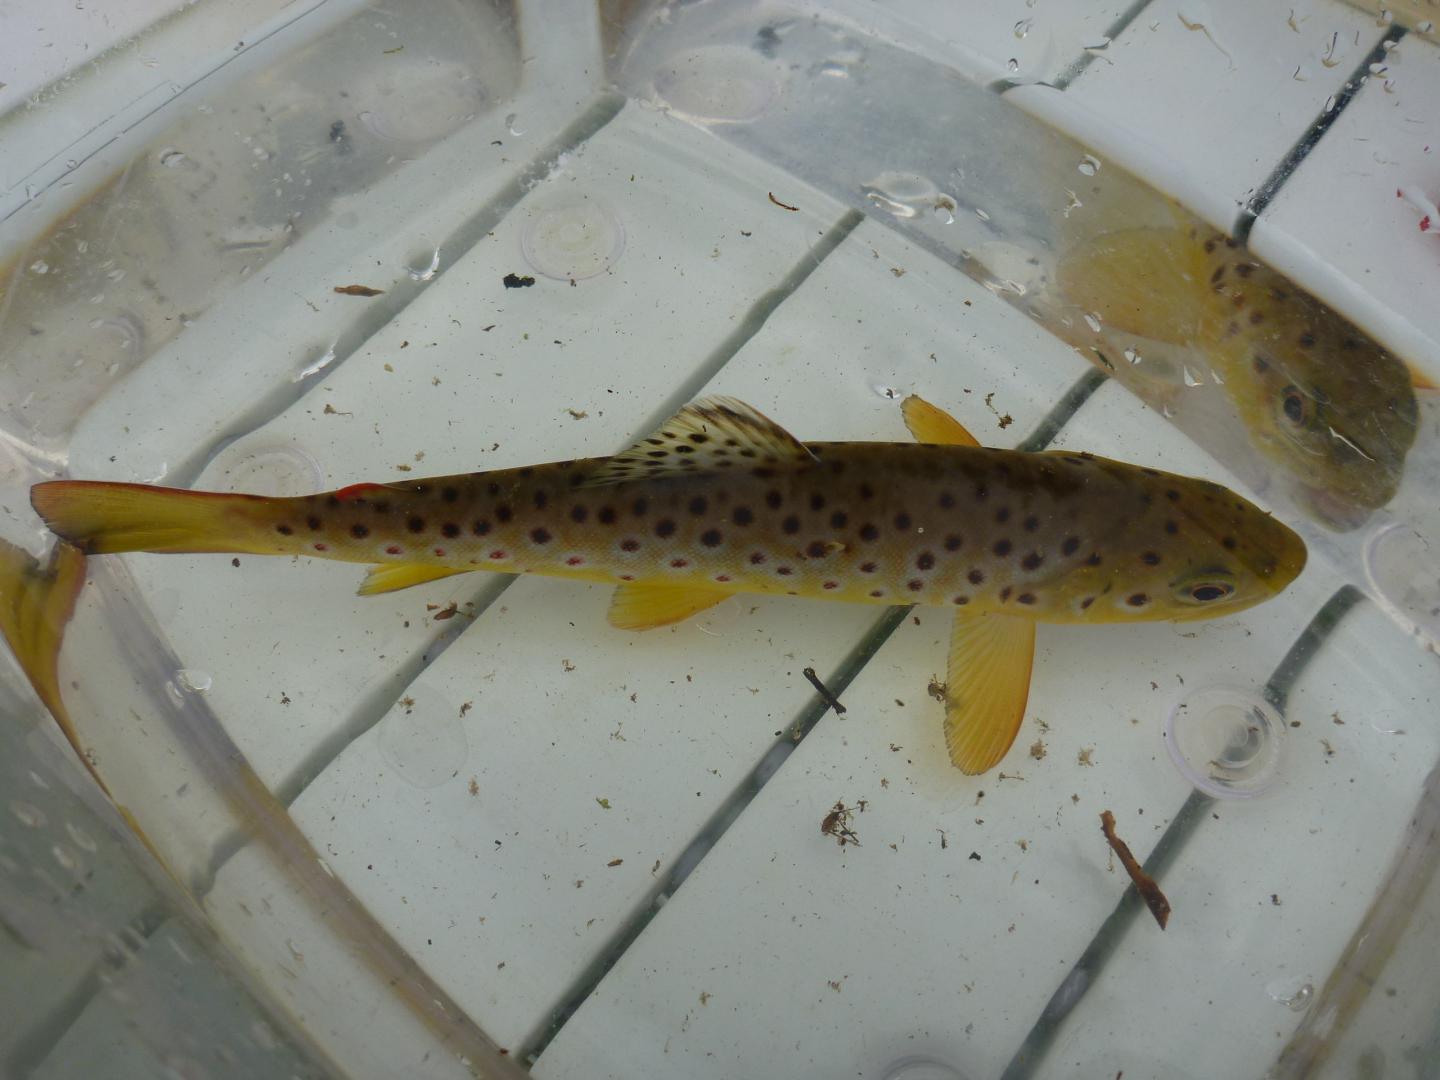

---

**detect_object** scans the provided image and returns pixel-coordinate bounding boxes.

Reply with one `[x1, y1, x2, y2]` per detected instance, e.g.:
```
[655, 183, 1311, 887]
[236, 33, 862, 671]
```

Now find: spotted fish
[29, 396, 1306, 773]
[1056, 224, 1420, 530]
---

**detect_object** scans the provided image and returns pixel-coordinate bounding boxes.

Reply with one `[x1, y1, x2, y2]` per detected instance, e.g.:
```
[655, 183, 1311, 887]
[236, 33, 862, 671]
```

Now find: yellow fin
[944, 611, 1036, 775]
[607, 580, 733, 630]
[358, 563, 474, 596]
[1056, 227, 1211, 346]
[901, 396, 983, 447]
[0, 539, 105, 791]
[583, 397, 817, 487]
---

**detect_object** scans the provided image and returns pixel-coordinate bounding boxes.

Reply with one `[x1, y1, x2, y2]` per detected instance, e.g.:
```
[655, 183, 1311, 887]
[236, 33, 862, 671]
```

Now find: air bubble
[406, 247, 441, 282]
[861, 171, 951, 221]
[1008, 58, 1020, 73]
[52, 845, 81, 873]
[176, 669, 213, 694]
[1266, 976, 1314, 1012]
[870, 382, 903, 400]
[505, 112, 525, 136]
[1123, 347, 1142, 365]
[66, 822, 99, 853]
[1165, 687, 1286, 799]
[1084, 312, 1102, 333]
[1013, 18, 1033, 38]
[158, 148, 188, 168]
[1078, 154, 1102, 177]
[29, 260, 49, 275]
[1182, 366, 1202, 388]
[294, 343, 337, 382]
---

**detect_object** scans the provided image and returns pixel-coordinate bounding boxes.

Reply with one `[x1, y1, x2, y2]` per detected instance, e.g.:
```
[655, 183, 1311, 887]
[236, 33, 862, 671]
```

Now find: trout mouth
[1294, 482, 1376, 533]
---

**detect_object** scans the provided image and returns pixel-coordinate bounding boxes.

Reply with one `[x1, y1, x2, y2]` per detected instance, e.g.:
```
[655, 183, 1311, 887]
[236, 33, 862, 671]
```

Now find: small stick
[1100, 810, 1172, 930]
[768, 191, 800, 212]
[802, 667, 846, 715]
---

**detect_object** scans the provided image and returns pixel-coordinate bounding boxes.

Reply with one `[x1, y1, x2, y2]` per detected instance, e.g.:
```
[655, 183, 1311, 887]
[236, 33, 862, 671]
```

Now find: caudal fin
[0, 539, 105, 790]
[31, 480, 273, 555]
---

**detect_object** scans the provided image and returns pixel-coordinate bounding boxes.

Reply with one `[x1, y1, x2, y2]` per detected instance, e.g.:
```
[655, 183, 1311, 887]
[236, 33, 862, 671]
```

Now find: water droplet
[29, 260, 49, 275]
[1266, 976, 1314, 1012]
[1419, 20, 1434, 33]
[505, 112, 525, 136]
[871, 382, 903, 400]
[1323, 94, 1337, 113]
[1123, 347, 1142, 365]
[176, 669, 213, 694]
[52, 845, 81, 873]
[66, 822, 99, 853]
[1077, 154, 1102, 177]
[1013, 18, 1033, 38]
[10, 800, 46, 828]
[158, 148, 188, 168]
[1084, 312, 1102, 333]
[1007, 58, 1020, 73]
[1161, 402, 1176, 418]
[974, 207, 991, 222]
[1182, 365, 1202, 387]
[860, 171, 948, 220]
[406, 247, 441, 282]
[294, 343, 337, 382]
[652, 46, 781, 123]
[933, 198, 956, 225]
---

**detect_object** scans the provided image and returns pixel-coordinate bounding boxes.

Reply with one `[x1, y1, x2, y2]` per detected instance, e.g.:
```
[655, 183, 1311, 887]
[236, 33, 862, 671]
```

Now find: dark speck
[502, 272, 536, 288]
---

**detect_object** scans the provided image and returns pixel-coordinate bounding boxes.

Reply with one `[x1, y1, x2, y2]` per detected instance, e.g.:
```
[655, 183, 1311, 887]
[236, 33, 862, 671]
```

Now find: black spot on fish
[1086, 552, 1102, 566]
[570, 505, 589, 524]
[917, 552, 935, 571]
[655, 519, 676, 538]
[1165, 520, 1179, 534]
[276, 524, 293, 535]
[688, 496, 708, 516]
[1141, 551, 1160, 566]
[858, 483, 875, 500]
[632, 498, 649, 517]
[1021, 552, 1043, 571]
[968, 569, 984, 585]
[442, 523, 460, 539]
[1210, 265, 1226, 284]
[701, 529, 723, 547]
[908, 580, 924, 592]
[1061, 536, 1080, 556]
[860, 523, 879, 542]
[1222, 536, 1237, 550]
[1249, 310, 1265, 325]
[938, 492, 955, 509]
[765, 490, 783, 510]
[782, 515, 801, 535]
[307, 516, 322, 531]
[472, 520, 491, 536]
[733, 507, 754, 525]
[974, 482, 988, 500]
[533, 491, 548, 510]
[349, 523, 370, 539]
[1298, 331, 1316, 349]
[407, 516, 425, 533]
[1000, 586, 1012, 601]
[689, 432, 710, 444]
[993, 539, 1012, 557]
[894, 512, 912, 531]
[530, 527, 551, 544]
[1165, 489, 1181, 502]
[944, 534, 963, 551]
[441, 487, 459, 503]
[620, 538, 640, 552]
[1017, 593, 1036, 605]
[1235, 263, 1255, 278]
[1022, 515, 1039, 532]
[749, 551, 767, 564]
[1127, 593, 1149, 607]
[952, 595, 970, 606]
[995, 507, 1011, 524]
[830, 510, 849, 529]
[598, 506, 617, 525]
[809, 493, 826, 512]
[776, 566, 793, 576]
[1080, 596, 1095, 610]
[806, 541, 829, 559]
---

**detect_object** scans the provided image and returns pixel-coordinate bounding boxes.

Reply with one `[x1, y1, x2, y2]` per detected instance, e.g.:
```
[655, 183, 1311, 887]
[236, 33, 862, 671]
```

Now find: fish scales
[202, 442, 1293, 623]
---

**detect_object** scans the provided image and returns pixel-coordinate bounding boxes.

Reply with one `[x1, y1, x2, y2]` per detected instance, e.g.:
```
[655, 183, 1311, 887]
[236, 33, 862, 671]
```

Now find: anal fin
[901, 396, 983, 447]
[944, 612, 1037, 775]
[608, 580, 733, 631]
[358, 563, 474, 596]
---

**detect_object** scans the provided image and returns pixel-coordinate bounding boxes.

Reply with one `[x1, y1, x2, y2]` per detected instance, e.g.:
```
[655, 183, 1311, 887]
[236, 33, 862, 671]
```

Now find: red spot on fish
[749, 551, 767, 565]
[1422, 215, 1433, 233]
[314, 543, 328, 552]
[385, 545, 402, 555]
[619, 574, 635, 581]
[566, 555, 585, 566]
[620, 538, 640, 552]
[715, 574, 731, 583]
[334, 482, 388, 502]
[489, 549, 508, 560]
[823, 581, 839, 590]
[670, 558, 689, 568]
[434, 548, 446, 557]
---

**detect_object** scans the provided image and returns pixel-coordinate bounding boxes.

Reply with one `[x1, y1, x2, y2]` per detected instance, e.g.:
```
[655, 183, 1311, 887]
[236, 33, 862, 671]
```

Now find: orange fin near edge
[358, 563, 474, 596]
[944, 611, 1037, 775]
[901, 396, 983, 447]
[607, 580, 733, 631]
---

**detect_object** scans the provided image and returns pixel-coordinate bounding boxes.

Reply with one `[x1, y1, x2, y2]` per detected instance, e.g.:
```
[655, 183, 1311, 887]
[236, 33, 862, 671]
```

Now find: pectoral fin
[358, 563, 474, 596]
[607, 580, 733, 630]
[944, 611, 1036, 774]
[901, 396, 983, 447]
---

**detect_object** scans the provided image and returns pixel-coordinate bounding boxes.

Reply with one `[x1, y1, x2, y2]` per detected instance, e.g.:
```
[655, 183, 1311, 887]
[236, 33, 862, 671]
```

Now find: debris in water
[803, 667, 846, 714]
[1100, 809, 1171, 929]
[333, 284, 384, 297]
[768, 191, 800, 212]
[502, 273, 536, 288]
[820, 801, 862, 847]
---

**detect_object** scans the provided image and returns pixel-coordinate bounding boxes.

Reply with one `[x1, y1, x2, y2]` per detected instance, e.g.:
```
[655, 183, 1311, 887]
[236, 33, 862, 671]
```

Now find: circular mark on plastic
[653, 46, 781, 123]
[882, 1057, 968, 1080]
[377, 685, 469, 789]
[1364, 521, 1440, 646]
[1165, 686, 1285, 799]
[213, 445, 324, 498]
[521, 199, 625, 281]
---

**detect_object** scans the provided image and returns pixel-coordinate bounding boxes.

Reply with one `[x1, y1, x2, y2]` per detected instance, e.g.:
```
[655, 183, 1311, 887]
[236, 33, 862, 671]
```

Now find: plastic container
[2, 2, 1438, 1078]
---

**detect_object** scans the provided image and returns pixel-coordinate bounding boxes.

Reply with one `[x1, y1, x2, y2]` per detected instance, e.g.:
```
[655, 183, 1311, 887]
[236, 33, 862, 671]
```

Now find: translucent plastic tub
[2, 2, 1438, 1078]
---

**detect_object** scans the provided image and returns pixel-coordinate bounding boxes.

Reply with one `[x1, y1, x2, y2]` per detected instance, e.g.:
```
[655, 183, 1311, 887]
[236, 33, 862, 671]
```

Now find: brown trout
[1056, 224, 1419, 530]
[30, 396, 1306, 773]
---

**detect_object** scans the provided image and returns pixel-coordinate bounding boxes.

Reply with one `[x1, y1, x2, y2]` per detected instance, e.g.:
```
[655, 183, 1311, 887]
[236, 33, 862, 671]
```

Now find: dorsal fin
[901, 395, 983, 447]
[581, 397, 817, 488]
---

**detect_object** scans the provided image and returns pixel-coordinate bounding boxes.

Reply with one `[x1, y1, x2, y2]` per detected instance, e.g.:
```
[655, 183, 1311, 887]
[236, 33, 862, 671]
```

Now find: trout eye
[1188, 581, 1234, 603]
[1279, 385, 1309, 426]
